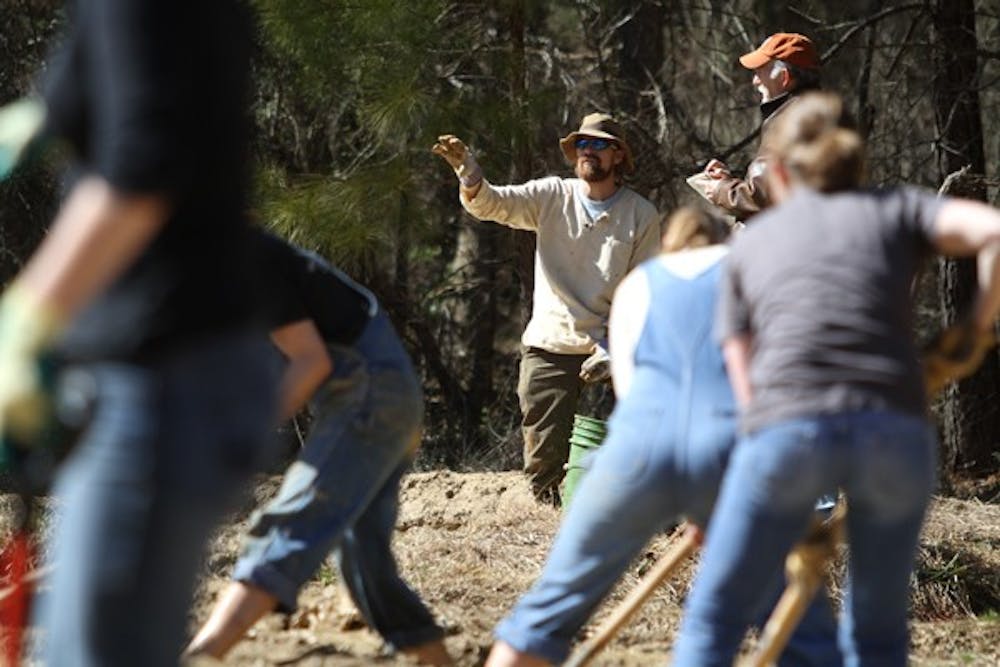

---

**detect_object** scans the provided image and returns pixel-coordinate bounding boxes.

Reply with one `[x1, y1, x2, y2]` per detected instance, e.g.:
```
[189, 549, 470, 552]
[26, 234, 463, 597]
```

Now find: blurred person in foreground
[185, 231, 451, 665]
[433, 114, 660, 504]
[696, 32, 821, 222]
[0, 2, 280, 664]
[484, 208, 840, 667]
[672, 92, 1000, 665]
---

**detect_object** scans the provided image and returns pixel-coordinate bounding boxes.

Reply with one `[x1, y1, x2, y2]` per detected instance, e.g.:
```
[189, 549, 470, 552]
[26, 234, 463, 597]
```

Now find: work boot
[531, 484, 561, 508]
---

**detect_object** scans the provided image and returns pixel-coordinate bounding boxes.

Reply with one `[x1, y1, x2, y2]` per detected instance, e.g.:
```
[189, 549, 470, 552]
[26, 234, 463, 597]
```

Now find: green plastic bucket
[561, 414, 607, 509]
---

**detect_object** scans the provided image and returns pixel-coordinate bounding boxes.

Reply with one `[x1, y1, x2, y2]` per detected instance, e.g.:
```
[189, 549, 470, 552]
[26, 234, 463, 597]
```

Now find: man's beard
[576, 158, 611, 182]
[757, 85, 790, 105]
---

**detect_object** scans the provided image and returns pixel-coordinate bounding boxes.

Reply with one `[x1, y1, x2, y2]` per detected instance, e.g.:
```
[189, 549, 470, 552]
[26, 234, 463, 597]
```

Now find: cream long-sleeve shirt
[461, 176, 661, 355]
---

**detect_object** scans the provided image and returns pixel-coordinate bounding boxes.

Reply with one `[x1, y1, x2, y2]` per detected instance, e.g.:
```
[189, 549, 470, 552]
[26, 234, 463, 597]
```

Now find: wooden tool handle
[564, 526, 699, 667]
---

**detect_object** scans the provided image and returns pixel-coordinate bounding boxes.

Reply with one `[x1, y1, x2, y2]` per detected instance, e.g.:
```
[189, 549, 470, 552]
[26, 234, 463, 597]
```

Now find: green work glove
[0, 97, 47, 180]
[0, 283, 65, 447]
[432, 134, 482, 187]
[579, 345, 611, 384]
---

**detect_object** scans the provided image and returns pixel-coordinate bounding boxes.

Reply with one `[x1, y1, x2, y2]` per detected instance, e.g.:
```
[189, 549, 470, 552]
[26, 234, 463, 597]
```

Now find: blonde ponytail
[771, 92, 865, 192]
[661, 206, 730, 253]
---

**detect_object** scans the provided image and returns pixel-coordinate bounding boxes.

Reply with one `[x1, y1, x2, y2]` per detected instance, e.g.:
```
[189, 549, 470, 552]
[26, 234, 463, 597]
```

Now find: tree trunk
[614, 1, 664, 118]
[507, 0, 536, 328]
[855, 0, 879, 141]
[931, 0, 1000, 476]
[465, 222, 498, 430]
[612, 0, 665, 197]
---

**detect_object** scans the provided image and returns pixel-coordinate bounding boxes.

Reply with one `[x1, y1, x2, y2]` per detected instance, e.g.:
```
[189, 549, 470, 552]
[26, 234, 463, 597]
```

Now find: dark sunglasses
[575, 137, 616, 152]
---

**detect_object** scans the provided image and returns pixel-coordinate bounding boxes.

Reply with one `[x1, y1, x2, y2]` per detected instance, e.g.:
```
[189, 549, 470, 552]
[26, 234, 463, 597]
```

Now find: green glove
[0, 283, 65, 446]
[0, 97, 47, 180]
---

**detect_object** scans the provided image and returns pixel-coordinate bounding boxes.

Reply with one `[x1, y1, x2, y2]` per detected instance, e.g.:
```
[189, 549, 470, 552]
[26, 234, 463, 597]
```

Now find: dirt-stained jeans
[232, 311, 444, 651]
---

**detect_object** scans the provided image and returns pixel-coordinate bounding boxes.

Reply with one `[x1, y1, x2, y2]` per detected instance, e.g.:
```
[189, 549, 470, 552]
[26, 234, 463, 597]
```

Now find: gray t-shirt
[716, 186, 944, 433]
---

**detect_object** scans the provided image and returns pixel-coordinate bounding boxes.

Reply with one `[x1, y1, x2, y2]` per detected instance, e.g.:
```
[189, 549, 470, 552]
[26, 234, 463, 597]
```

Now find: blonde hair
[661, 206, 730, 253]
[771, 92, 865, 192]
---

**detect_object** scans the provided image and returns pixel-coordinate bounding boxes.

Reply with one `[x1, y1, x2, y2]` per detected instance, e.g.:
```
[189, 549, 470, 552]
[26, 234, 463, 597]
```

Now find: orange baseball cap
[739, 33, 820, 70]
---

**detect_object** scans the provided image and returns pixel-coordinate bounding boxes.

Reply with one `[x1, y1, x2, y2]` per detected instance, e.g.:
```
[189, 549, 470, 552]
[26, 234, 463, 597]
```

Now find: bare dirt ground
[188, 470, 1000, 666]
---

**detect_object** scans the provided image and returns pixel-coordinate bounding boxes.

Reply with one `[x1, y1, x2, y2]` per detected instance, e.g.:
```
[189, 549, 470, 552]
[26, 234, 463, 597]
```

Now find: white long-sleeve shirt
[462, 176, 661, 355]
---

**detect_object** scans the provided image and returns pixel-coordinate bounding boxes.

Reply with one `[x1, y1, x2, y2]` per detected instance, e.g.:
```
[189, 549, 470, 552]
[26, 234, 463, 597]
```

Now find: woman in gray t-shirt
[673, 92, 1000, 666]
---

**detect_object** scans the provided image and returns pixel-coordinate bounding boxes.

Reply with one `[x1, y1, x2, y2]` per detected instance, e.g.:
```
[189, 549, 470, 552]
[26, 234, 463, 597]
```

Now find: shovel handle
[565, 525, 699, 667]
[744, 506, 845, 667]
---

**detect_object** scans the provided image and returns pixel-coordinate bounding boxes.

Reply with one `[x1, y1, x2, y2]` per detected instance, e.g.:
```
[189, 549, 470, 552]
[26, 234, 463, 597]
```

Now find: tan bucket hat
[559, 112, 635, 174]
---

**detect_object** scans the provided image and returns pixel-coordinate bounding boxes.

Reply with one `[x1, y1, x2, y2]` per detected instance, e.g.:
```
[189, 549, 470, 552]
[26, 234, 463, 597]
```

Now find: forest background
[3, 0, 1000, 486]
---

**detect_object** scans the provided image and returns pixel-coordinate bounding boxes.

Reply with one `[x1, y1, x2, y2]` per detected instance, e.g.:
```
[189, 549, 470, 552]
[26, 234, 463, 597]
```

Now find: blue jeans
[34, 332, 281, 667]
[673, 410, 937, 667]
[493, 400, 840, 665]
[232, 311, 443, 650]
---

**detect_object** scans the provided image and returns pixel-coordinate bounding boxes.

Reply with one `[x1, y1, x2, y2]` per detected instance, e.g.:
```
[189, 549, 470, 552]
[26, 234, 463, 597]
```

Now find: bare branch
[938, 167, 1000, 197]
[883, 11, 927, 79]
[939, 165, 972, 196]
[820, 3, 927, 64]
[788, 6, 824, 25]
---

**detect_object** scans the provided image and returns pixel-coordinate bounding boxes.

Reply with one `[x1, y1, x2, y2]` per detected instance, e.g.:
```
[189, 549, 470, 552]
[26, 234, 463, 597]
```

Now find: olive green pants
[518, 347, 612, 501]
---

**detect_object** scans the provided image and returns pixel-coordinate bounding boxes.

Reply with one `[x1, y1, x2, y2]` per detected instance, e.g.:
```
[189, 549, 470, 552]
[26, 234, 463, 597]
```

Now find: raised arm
[932, 199, 1000, 331]
[432, 134, 483, 199]
[432, 134, 544, 231]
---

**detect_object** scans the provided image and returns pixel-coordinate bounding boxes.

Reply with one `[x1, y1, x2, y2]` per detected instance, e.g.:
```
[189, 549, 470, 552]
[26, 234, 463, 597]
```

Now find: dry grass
[3, 470, 999, 665]
[911, 496, 1000, 621]
[190, 471, 1000, 665]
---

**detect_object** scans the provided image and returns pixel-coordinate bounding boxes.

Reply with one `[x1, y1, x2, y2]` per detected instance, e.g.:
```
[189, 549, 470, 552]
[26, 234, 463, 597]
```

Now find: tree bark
[507, 0, 536, 329]
[612, 0, 665, 197]
[614, 1, 664, 119]
[931, 0, 1000, 476]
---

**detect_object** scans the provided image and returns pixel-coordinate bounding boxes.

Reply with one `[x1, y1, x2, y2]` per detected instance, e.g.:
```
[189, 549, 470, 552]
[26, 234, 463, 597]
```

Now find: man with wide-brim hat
[558, 112, 636, 176]
[433, 113, 660, 504]
[695, 32, 822, 222]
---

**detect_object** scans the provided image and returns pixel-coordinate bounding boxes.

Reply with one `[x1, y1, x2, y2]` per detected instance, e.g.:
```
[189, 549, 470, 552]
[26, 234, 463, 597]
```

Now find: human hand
[922, 318, 997, 396]
[432, 134, 482, 186]
[579, 346, 611, 384]
[0, 284, 64, 446]
[704, 159, 731, 179]
[0, 97, 46, 181]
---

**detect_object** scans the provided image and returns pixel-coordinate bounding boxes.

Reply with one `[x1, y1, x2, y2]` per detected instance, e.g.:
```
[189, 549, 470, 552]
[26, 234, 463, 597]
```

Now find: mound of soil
[187, 471, 1000, 666]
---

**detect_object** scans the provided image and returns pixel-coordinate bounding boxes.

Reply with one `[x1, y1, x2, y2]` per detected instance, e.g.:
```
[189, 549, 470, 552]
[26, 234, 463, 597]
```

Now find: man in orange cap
[697, 33, 822, 222]
[433, 114, 660, 504]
